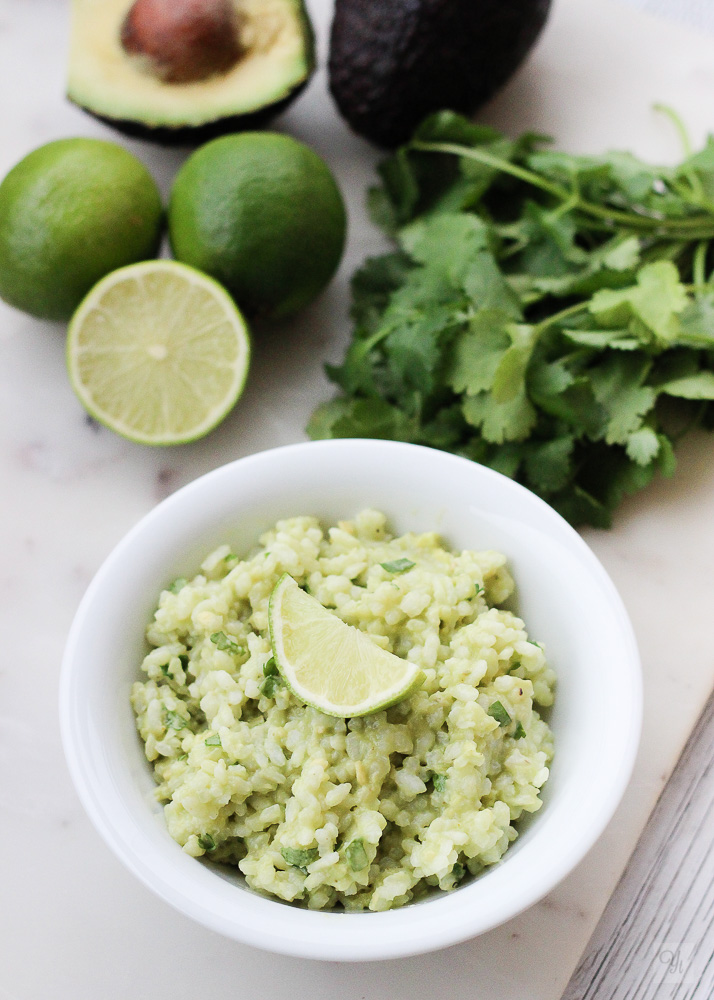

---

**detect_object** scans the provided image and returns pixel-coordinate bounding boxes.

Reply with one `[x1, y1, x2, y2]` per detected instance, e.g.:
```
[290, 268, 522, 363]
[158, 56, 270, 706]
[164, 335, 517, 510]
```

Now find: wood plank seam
[562, 689, 714, 999]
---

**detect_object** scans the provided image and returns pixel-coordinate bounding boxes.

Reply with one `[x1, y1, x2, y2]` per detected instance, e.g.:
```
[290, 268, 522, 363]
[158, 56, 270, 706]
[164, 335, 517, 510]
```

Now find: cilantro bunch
[308, 111, 714, 527]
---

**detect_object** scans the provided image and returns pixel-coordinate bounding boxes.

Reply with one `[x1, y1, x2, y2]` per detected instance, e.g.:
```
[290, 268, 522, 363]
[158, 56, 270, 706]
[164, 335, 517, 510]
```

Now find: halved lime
[268, 574, 423, 718]
[66, 260, 250, 445]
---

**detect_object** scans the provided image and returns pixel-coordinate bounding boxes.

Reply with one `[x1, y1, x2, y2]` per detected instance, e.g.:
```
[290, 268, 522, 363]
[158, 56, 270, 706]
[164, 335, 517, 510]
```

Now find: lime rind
[268, 573, 423, 718]
[0, 138, 163, 321]
[66, 260, 250, 446]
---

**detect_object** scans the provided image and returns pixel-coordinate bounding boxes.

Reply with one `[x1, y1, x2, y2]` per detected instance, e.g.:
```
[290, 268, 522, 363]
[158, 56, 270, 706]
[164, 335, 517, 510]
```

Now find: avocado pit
[121, 0, 244, 84]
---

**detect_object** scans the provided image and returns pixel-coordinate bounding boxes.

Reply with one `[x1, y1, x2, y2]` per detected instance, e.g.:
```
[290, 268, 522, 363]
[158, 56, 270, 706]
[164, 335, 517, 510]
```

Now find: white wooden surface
[562, 688, 714, 999]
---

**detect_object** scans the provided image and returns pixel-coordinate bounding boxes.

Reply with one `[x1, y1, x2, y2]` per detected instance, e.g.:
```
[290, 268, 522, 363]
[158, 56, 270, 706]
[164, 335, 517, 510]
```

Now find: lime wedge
[66, 260, 250, 445]
[268, 574, 423, 718]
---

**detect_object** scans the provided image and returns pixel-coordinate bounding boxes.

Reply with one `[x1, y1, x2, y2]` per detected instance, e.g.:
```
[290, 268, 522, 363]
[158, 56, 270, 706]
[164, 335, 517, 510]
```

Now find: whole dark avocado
[328, 0, 552, 148]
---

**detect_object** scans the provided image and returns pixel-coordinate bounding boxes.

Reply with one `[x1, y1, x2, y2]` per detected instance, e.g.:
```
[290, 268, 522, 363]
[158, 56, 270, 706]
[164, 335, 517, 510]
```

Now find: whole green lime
[168, 132, 347, 320]
[0, 138, 163, 321]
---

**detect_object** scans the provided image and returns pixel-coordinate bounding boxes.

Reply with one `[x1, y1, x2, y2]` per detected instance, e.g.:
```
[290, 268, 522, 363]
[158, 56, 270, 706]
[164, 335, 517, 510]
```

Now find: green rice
[131, 509, 555, 911]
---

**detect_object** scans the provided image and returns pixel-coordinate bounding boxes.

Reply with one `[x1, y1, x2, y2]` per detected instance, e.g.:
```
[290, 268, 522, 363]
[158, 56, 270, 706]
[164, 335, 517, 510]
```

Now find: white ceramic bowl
[60, 439, 641, 961]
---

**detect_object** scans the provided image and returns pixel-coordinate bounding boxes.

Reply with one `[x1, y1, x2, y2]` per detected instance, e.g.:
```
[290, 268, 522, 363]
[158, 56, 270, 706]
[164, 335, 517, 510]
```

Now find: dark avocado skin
[329, 0, 552, 148]
[72, 80, 311, 147]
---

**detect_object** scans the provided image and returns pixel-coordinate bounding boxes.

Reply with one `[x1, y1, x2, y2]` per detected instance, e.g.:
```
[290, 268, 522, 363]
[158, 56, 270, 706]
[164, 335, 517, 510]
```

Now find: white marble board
[2, 0, 714, 996]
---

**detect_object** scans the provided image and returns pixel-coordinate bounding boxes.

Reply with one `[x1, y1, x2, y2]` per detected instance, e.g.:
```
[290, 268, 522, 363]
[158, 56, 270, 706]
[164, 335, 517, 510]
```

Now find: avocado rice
[131, 509, 555, 911]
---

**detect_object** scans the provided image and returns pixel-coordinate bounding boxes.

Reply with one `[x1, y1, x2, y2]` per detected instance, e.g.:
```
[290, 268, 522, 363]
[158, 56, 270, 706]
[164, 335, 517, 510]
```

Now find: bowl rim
[60, 439, 642, 960]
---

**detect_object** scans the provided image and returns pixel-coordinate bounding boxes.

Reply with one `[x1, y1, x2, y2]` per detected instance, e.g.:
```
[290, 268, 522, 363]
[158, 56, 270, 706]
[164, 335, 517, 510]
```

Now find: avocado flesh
[329, 0, 552, 148]
[68, 0, 314, 142]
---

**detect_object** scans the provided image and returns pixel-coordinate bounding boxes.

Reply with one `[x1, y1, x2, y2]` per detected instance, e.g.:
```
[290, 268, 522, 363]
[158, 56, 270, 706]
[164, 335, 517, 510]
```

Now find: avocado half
[68, 0, 315, 144]
[329, 0, 552, 148]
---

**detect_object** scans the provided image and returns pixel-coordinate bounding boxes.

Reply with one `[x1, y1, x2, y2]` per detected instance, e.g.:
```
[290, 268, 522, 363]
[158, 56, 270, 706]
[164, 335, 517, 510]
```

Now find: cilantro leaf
[462, 387, 537, 444]
[281, 847, 319, 872]
[263, 657, 279, 677]
[588, 262, 688, 345]
[380, 558, 415, 574]
[400, 212, 489, 269]
[307, 397, 417, 442]
[658, 372, 714, 399]
[431, 772, 447, 793]
[462, 253, 523, 317]
[487, 701, 512, 726]
[350, 253, 414, 334]
[447, 310, 513, 396]
[261, 674, 284, 698]
[345, 839, 369, 872]
[491, 325, 535, 402]
[451, 862, 466, 885]
[588, 354, 656, 444]
[551, 483, 614, 530]
[677, 293, 714, 347]
[561, 329, 641, 351]
[527, 356, 575, 397]
[506, 201, 587, 281]
[625, 426, 661, 465]
[165, 709, 188, 731]
[384, 304, 462, 396]
[210, 631, 243, 655]
[523, 436, 575, 493]
[456, 319, 537, 443]
[533, 376, 606, 438]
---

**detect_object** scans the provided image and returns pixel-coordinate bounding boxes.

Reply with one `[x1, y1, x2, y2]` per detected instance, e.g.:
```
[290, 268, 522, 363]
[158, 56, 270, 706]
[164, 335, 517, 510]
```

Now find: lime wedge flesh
[67, 260, 250, 445]
[269, 574, 423, 718]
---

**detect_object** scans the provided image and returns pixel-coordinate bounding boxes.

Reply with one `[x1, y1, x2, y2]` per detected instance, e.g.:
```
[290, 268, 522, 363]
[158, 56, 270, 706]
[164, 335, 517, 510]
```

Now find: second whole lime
[0, 138, 163, 321]
[168, 132, 347, 320]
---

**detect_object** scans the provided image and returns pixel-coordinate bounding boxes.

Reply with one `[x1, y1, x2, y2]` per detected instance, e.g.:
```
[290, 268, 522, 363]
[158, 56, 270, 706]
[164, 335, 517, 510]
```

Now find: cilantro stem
[353, 303, 467, 361]
[410, 140, 714, 237]
[532, 301, 589, 336]
[653, 103, 694, 158]
[652, 103, 693, 162]
[411, 140, 567, 199]
[353, 316, 409, 359]
[552, 192, 580, 219]
[693, 241, 709, 295]
[650, 104, 713, 214]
